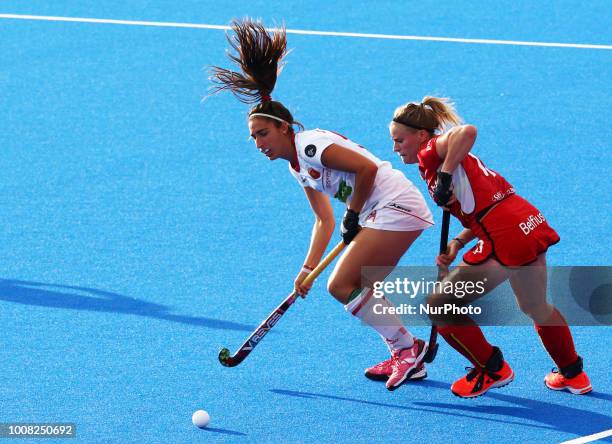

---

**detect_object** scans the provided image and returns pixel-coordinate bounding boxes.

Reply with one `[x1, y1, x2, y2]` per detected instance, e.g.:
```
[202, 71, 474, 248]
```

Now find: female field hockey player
[209, 19, 434, 390]
[389, 96, 591, 398]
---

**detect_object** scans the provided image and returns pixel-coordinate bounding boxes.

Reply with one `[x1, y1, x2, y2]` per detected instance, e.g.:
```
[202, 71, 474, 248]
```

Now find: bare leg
[327, 228, 422, 304]
[511, 253, 580, 371]
[509, 253, 554, 324]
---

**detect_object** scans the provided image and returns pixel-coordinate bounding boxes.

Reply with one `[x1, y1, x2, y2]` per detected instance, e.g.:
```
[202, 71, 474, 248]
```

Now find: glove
[340, 209, 360, 244]
[433, 171, 453, 206]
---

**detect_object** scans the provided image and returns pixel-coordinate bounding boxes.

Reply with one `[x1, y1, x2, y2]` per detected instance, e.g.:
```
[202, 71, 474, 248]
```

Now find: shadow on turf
[202, 427, 247, 436]
[272, 380, 612, 436]
[0, 279, 256, 332]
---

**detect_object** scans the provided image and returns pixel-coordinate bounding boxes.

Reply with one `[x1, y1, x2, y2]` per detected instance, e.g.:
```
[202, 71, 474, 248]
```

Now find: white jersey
[289, 129, 429, 224]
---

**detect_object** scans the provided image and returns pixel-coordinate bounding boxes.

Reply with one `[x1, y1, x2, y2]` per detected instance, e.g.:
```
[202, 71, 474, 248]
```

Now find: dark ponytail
[209, 19, 303, 130]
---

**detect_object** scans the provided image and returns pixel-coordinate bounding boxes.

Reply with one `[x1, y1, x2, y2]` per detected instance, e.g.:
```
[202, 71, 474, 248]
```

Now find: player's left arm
[320, 144, 378, 213]
[436, 125, 478, 174]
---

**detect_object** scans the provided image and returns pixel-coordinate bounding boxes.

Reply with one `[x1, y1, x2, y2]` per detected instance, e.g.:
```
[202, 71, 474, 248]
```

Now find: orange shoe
[450, 347, 514, 398]
[451, 361, 514, 398]
[545, 369, 592, 395]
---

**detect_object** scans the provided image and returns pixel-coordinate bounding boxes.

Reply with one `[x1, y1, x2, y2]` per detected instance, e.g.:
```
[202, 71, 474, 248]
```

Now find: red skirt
[463, 195, 560, 266]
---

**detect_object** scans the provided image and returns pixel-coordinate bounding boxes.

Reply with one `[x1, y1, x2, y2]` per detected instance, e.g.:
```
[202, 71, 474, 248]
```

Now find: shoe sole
[451, 370, 515, 399]
[365, 367, 427, 382]
[365, 372, 389, 382]
[544, 381, 592, 395]
[386, 341, 429, 391]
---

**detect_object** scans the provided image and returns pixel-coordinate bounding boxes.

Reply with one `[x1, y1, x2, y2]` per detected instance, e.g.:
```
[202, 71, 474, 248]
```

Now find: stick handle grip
[300, 241, 346, 288]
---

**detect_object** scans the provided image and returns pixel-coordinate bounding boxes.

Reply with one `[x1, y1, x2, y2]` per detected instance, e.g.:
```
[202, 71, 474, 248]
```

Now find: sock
[345, 288, 414, 352]
[535, 308, 579, 369]
[437, 324, 495, 368]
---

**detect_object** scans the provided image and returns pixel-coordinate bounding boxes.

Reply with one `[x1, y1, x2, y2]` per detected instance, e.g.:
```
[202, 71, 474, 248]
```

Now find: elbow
[463, 125, 477, 143]
[316, 215, 335, 232]
[362, 161, 379, 181]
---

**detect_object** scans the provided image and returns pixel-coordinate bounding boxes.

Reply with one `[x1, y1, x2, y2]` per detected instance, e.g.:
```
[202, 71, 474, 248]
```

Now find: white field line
[0, 13, 611, 50]
[560, 429, 612, 444]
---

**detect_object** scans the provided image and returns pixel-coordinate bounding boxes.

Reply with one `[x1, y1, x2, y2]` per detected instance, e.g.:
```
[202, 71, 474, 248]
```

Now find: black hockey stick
[218, 241, 346, 367]
[423, 209, 451, 363]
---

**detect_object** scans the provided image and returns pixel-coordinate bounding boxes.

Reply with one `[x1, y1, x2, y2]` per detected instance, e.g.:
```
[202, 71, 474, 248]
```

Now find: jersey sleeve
[296, 134, 335, 168]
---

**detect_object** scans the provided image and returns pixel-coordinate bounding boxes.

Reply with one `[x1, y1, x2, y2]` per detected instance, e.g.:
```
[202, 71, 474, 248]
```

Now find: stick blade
[218, 347, 237, 367]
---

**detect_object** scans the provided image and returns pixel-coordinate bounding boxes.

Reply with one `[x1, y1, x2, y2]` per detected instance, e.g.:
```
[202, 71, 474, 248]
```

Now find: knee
[520, 301, 554, 324]
[327, 277, 352, 304]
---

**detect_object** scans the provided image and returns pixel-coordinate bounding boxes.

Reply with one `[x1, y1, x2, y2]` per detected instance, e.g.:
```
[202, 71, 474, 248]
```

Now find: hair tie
[261, 94, 272, 102]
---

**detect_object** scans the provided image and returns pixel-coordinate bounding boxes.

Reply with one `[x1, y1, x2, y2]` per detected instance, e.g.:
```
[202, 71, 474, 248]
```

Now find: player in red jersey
[389, 96, 591, 398]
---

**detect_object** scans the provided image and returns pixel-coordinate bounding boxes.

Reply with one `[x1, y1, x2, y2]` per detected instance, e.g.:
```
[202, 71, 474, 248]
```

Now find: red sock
[535, 308, 578, 369]
[437, 324, 495, 368]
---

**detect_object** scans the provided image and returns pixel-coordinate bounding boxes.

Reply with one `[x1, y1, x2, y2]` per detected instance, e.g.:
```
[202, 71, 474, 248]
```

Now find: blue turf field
[0, 2, 611, 443]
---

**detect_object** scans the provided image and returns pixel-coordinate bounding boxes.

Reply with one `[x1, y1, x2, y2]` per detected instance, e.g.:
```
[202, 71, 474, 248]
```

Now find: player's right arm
[435, 125, 478, 173]
[294, 187, 336, 297]
[431, 125, 478, 207]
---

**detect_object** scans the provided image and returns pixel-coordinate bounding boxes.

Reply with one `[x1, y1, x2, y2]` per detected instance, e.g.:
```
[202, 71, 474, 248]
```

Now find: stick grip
[299, 241, 346, 288]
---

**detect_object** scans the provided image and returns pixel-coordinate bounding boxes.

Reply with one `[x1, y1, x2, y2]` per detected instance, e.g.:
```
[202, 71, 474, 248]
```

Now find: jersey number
[469, 153, 497, 177]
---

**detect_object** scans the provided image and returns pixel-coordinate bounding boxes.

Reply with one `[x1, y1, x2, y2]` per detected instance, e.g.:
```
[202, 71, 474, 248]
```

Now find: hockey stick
[423, 209, 451, 363]
[218, 241, 346, 367]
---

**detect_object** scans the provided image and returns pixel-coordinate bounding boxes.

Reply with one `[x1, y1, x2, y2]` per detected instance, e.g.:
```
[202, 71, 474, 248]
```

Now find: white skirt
[360, 182, 434, 232]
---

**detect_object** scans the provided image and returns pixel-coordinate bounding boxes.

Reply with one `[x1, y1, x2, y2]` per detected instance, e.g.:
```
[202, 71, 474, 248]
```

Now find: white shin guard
[345, 288, 414, 352]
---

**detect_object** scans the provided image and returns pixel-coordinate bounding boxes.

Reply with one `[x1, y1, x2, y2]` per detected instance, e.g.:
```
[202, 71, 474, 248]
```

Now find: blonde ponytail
[392, 96, 462, 133]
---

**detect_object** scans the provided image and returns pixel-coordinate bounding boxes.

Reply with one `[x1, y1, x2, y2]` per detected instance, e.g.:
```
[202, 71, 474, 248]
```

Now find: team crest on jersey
[308, 168, 321, 179]
[305, 144, 317, 157]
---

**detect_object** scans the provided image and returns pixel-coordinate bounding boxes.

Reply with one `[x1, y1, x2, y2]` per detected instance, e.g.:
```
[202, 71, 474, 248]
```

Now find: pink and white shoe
[386, 339, 428, 391]
[365, 341, 428, 383]
[365, 357, 394, 381]
[365, 358, 427, 381]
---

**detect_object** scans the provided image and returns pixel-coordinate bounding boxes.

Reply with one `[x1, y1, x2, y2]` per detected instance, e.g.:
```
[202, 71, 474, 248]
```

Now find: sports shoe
[450, 347, 514, 398]
[409, 364, 427, 380]
[545, 370, 592, 395]
[364, 357, 395, 381]
[365, 359, 427, 381]
[386, 338, 428, 391]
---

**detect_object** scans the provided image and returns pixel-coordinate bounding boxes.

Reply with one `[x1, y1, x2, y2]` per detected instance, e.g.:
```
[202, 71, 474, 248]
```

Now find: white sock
[345, 288, 414, 353]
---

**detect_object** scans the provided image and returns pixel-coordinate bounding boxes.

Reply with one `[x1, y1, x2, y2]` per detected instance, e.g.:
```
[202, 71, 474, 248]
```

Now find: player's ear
[281, 121, 290, 135]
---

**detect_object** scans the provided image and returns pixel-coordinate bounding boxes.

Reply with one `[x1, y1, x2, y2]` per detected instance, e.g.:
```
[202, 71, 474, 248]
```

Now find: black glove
[341, 209, 360, 244]
[433, 171, 453, 206]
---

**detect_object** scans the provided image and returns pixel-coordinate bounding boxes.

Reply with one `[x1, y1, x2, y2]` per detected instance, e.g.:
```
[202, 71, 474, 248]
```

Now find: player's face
[248, 117, 290, 161]
[390, 123, 422, 164]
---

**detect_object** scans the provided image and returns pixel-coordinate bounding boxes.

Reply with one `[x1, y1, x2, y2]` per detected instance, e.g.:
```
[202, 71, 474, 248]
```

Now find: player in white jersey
[210, 19, 434, 390]
[290, 128, 432, 231]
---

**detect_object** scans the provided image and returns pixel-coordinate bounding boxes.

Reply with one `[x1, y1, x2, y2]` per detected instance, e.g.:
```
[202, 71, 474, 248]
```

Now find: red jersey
[417, 136, 559, 266]
[417, 136, 515, 230]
